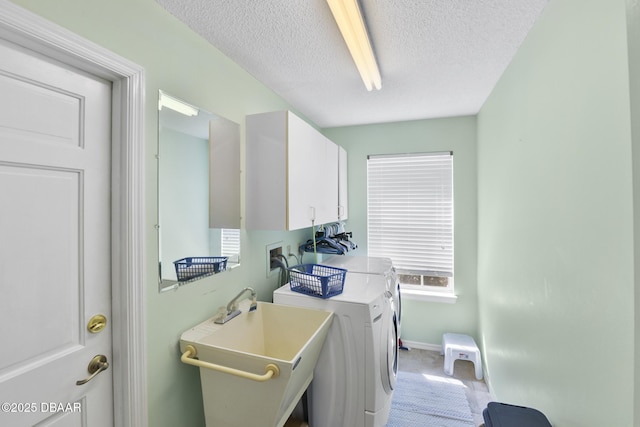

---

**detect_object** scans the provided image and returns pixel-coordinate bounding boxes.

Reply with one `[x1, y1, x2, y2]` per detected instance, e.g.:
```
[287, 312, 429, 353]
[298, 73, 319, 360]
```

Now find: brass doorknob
[76, 355, 109, 386]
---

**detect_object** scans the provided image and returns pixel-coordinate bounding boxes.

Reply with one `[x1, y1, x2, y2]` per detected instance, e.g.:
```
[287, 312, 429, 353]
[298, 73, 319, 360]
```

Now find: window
[221, 228, 240, 265]
[367, 152, 454, 296]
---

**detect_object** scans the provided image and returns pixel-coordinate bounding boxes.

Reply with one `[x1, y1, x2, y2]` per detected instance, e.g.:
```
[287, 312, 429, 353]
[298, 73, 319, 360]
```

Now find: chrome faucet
[214, 287, 257, 324]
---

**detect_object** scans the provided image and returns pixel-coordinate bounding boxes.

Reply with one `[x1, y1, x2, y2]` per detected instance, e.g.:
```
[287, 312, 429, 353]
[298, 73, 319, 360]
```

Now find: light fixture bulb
[158, 92, 199, 116]
[327, 0, 381, 91]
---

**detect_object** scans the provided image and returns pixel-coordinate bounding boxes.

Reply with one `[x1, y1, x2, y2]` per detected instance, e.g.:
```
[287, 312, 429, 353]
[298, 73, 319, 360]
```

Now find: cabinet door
[287, 112, 323, 230]
[315, 136, 338, 225]
[246, 111, 287, 230]
[338, 146, 348, 220]
[209, 117, 240, 229]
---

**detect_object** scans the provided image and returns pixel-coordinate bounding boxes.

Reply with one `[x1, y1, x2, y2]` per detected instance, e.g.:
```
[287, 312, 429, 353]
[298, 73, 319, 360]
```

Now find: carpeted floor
[388, 348, 491, 426]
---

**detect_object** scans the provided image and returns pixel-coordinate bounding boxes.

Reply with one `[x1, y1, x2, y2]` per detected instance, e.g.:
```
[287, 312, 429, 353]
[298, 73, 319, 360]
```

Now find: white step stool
[442, 333, 483, 380]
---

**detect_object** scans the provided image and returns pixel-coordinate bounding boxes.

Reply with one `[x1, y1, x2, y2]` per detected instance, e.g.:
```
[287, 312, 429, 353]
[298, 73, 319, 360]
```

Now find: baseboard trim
[400, 339, 442, 353]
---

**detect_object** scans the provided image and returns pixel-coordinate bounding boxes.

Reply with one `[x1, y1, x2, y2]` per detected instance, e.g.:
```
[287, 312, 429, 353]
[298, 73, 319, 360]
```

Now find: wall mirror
[157, 90, 241, 292]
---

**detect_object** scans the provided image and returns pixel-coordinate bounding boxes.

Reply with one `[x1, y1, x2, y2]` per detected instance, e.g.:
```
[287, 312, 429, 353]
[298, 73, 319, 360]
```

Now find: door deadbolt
[87, 314, 107, 333]
[76, 355, 109, 386]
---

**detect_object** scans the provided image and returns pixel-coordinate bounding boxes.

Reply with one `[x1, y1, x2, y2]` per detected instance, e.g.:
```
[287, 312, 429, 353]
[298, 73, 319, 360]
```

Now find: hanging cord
[276, 254, 290, 286]
[270, 257, 287, 289]
[312, 220, 317, 262]
[288, 252, 300, 266]
[270, 254, 291, 288]
[276, 253, 289, 268]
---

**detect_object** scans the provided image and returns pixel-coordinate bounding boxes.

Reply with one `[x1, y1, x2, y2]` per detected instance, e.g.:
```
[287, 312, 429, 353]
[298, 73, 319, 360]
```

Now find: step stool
[442, 333, 483, 380]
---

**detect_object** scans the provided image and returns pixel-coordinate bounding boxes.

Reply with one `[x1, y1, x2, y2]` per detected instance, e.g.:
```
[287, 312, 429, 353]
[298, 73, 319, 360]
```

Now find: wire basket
[174, 257, 228, 282]
[288, 264, 346, 298]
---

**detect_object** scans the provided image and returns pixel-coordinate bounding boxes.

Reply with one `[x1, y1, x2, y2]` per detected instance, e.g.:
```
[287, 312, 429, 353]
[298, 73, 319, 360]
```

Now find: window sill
[401, 288, 458, 304]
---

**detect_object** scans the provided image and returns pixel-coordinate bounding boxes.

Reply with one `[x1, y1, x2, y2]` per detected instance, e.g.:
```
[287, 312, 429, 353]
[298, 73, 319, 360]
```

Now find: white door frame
[0, 1, 148, 426]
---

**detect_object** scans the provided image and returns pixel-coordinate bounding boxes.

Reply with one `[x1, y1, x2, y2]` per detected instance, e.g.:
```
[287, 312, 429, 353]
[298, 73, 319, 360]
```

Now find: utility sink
[180, 301, 333, 427]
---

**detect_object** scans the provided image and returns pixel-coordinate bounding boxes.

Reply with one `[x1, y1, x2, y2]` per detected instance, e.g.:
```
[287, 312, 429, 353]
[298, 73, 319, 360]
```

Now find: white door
[0, 36, 113, 426]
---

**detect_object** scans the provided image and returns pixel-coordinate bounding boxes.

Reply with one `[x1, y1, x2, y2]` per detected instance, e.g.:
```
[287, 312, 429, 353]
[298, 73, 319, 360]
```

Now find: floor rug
[386, 371, 475, 427]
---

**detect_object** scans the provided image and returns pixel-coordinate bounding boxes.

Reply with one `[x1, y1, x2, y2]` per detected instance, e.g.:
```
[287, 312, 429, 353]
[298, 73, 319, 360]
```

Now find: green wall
[477, 0, 635, 425]
[324, 116, 479, 345]
[627, 0, 640, 423]
[6, 0, 312, 425]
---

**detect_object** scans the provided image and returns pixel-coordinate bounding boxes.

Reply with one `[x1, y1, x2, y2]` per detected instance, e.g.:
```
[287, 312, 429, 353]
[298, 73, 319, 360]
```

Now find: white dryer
[273, 274, 396, 427]
[322, 255, 402, 336]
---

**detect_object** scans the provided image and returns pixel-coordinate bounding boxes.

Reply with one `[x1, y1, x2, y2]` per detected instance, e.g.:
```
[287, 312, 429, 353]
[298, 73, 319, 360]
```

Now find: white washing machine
[322, 255, 402, 337]
[273, 274, 396, 427]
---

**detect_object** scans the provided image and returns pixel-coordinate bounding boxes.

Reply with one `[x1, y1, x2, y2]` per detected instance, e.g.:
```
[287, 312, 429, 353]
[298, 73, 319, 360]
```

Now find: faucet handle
[213, 306, 227, 322]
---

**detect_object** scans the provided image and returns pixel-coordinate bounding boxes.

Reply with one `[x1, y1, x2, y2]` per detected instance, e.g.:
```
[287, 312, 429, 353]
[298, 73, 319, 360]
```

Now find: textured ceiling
[155, 0, 548, 128]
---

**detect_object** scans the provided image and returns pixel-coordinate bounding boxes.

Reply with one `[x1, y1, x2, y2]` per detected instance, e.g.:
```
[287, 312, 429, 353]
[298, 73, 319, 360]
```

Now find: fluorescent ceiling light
[158, 92, 199, 116]
[327, 0, 381, 91]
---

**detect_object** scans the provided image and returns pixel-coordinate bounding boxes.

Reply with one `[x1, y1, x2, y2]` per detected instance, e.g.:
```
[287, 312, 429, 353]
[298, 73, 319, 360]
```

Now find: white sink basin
[180, 301, 333, 427]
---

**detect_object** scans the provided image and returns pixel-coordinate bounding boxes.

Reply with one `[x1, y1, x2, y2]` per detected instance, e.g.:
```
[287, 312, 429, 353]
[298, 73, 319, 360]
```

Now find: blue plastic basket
[288, 264, 346, 298]
[174, 257, 228, 282]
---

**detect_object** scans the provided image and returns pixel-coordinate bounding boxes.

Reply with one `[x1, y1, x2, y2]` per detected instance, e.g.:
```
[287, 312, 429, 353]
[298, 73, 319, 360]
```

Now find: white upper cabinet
[338, 145, 348, 221]
[246, 110, 343, 231]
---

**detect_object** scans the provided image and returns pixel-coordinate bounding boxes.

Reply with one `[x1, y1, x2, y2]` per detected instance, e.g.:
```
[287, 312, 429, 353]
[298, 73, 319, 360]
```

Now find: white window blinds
[367, 152, 453, 276]
[221, 228, 240, 262]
